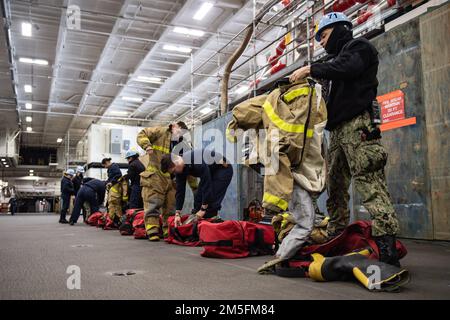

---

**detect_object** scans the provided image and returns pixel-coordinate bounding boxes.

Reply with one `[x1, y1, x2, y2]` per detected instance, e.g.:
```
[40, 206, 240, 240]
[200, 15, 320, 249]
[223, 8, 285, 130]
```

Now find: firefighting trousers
[141, 174, 175, 238]
[262, 152, 294, 214]
[276, 183, 315, 260]
[326, 112, 400, 237]
[108, 191, 123, 221]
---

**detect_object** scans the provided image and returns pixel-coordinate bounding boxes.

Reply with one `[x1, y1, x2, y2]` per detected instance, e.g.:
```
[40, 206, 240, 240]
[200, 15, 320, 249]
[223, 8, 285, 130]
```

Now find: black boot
[59, 219, 69, 224]
[374, 235, 400, 267]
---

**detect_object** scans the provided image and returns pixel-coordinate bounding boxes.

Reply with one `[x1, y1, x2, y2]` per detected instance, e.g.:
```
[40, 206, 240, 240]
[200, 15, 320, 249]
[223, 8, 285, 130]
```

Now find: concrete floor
[0, 213, 449, 300]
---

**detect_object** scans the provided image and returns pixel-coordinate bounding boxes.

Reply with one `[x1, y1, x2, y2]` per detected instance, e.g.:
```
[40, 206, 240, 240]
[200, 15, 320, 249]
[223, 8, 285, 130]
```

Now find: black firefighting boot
[374, 235, 400, 267]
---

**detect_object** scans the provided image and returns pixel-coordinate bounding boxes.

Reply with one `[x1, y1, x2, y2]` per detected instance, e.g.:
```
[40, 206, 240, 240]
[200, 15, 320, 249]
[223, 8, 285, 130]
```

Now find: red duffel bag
[199, 220, 275, 258]
[103, 215, 119, 230]
[274, 220, 408, 278]
[295, 220, 407, 261]
[119, 208, 143, 235]
[96, 213, 107, 228]
[165, 215, 222, 247]
[132, 212, 147, 239]
[86, 212, 103, 226]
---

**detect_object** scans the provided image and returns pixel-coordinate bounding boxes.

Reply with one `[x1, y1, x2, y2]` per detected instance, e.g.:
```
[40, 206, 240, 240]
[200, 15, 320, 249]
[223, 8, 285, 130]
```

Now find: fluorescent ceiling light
[26, 127, 32, 132]
[1, 159, 5, 161]
[136, 76, 163, 84]
[163, 44, 192, 53]
[100, 122, 119, 126]
[200, 107, 213, 115]
[29, 169, 34, 173]
[19, 57, 48, 65]
[173, 26, 205, 37]
[122, 96, 143, 102]
[34, 59, 49, 65]
[19, 57, 33, 63]
[29, 173, 34, 176]
[193, 2, 213, 20]
[22, 22, 32, 37]
[24, 85, 32, 93]
[25, 116, 32, 122]
[57, 138, 63, 143]
[5, 165, 9, 168]
[109, 110, 129, 115]
[25, 103, 32, 109]
[235, 85, 249, 95]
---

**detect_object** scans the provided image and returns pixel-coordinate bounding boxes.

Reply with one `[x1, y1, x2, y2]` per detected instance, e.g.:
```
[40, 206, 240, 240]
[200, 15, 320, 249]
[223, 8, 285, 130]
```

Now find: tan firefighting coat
[227, 79, 327, 213]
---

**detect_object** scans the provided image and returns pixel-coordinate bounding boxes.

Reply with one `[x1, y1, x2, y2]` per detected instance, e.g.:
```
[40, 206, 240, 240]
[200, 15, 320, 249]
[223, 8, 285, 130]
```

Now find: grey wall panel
[420, 3, 450, 240]
[186, 113, 242, 220]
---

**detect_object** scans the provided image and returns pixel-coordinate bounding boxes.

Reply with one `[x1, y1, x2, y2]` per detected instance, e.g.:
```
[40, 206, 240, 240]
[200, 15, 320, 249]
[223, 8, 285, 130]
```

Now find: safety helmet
[125, 149, 139, 159]
[315, 12, 352, 42]
[66, 169, 75, 176]
[76, 166, 85, 173]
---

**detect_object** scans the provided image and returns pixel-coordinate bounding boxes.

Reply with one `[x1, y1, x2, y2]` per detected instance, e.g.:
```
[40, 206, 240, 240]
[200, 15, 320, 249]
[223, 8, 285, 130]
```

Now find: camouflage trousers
[326, 112, 399, 237]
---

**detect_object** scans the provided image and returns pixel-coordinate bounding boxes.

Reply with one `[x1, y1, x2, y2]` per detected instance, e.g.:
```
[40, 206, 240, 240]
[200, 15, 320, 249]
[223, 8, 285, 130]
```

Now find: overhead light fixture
[57, 138, 63, 143]
[193, 2, 213, 20]
[29, 173, 34, 176]
[5, 165, 9, 168]
[19, 57, 48, 65]
[100, 122, 119, 126]
[26, 127, 32, 132]
[24, 85, 32, 93]
[29, 169, 34, 173]
[1, 159, 5, 161]
[22, 22, 32, 37]
[26, 116, 32, 122]
[200, 107, 213, 115]
[109, 110, 129, 115]
[163, 44, 192, 53]
[25, 103, 32, 109]
[122, 96, 143, 103]
[136, 76, 163, 84]
[235, 85, 249, 95]
[173, 26, 205, 37]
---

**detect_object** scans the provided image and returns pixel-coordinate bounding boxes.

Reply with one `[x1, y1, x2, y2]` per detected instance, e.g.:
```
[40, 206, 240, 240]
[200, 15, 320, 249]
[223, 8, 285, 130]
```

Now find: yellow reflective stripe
[263, 101, 306, 134]
[110, 185, 120, 193]
[352, 267, 370, 288]
[152, 145, 170, 154]
[282, 87, 310, 103]
[309, 253, 326, 281]
[226, 127, 236, 143]
[307, 129, 314, 138]
[263, 192, 288, 211]
[146, 165, 170, 178]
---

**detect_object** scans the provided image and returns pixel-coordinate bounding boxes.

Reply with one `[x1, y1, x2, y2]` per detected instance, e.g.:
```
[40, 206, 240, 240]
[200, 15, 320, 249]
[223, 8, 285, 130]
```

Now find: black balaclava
[324, 23, 353, 55]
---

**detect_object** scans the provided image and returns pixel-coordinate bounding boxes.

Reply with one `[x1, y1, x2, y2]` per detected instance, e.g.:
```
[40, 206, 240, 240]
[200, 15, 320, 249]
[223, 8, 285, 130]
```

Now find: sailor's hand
[289, 66, 310, 83]
[174, 211, 182, 227]
[146, 147, 153, 155]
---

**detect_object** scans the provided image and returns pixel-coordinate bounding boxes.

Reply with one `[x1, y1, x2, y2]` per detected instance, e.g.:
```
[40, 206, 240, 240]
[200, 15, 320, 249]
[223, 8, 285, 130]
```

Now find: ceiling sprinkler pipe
[220, 0, 280, 115]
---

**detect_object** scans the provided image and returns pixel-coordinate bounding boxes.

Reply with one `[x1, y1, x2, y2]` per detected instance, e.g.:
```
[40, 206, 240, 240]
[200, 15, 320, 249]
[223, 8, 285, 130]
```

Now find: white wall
[86, 124, 146, 164]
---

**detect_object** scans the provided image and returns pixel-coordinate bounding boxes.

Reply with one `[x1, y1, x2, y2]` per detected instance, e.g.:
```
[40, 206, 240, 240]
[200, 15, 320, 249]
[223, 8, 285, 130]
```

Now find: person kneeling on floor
[69, 178, 106, 225]
[161, 149, 233, 228]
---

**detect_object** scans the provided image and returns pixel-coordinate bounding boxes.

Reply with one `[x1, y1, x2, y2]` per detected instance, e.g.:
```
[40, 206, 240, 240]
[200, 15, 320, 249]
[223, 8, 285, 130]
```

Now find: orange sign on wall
[377, 90, 405, 123]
